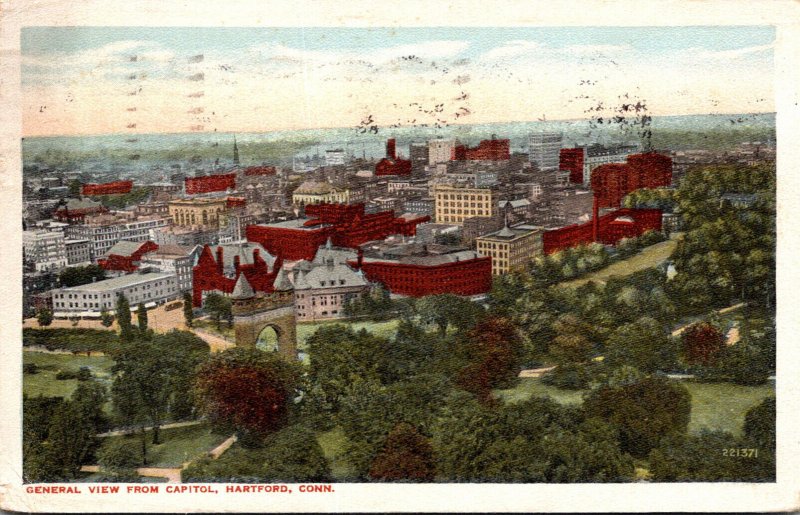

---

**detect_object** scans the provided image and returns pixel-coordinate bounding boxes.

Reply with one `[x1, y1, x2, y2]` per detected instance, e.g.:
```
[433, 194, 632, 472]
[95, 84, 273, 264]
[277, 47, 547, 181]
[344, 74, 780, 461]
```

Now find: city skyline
[22, 26, 774, 137]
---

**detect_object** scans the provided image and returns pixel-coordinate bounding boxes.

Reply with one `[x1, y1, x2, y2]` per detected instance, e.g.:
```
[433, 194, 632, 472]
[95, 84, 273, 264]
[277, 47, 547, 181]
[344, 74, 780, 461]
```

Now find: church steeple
[233, 135, 240, 166]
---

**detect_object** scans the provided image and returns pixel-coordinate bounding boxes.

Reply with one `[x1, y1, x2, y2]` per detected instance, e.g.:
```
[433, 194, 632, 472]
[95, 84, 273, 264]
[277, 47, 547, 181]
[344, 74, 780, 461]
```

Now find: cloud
[694, 43, 773, 60]
[480, 40, 541, 61]
[561, 44, 631, 56]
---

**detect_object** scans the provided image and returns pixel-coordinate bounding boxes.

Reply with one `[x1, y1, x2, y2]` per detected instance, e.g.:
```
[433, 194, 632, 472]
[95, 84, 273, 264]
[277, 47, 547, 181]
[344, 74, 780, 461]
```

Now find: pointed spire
[231, 273, 255, 299]
[325, 237, 333, 250]
[233, 134, 240, 166]
[272, 268, 293, 291]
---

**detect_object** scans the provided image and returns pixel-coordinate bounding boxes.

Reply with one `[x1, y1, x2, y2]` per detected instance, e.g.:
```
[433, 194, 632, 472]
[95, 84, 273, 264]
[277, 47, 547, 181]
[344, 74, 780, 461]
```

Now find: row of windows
[436, 194, 491, 201]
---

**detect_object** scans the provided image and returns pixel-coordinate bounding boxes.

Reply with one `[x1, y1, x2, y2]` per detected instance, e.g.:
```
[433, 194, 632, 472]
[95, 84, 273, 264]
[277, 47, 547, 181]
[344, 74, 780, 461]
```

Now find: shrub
[55, 370, 78, 380]
[23, 363, 39, 375]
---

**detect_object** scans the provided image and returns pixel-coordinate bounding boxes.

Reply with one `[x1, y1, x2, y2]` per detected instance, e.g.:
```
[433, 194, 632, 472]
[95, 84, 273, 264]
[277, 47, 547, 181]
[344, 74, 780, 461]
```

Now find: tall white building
[528, 132, 563, 171]
[428, 139, 456, 165]
[65, 213, 169, 260]
[325, 149, 347, 166]
[23, 230, 67, 272]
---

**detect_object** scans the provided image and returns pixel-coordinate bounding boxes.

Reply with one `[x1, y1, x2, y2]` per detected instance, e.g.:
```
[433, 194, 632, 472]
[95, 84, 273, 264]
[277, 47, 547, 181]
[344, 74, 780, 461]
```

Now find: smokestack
[592, 197, 600, 242]
[216, 246, 224, 274]
[386, 138, 396, 160]
[233, 255, 240, 271]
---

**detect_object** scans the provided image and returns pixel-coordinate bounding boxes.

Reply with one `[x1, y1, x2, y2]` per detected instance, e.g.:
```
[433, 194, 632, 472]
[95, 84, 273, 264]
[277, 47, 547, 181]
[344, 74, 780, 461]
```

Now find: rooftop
[59, 272, 176, 292]
[478, 224, 544, 242]
[104, 240, 148, 257]
[293, 263, 367, 290]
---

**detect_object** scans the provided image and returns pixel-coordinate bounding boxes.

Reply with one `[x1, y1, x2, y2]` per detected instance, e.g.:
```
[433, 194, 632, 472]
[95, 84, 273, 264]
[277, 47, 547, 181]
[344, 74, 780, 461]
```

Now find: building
[403, 197, 435, 217]
[292, 242, 369, 321]
[65, 212, 169, 260]
[453, 138, 510, 161]
[64, 239, 92, 267]
[476, 224, 544, 275]
[168, 197, 228, 229]
[185, 173, 236, 195]
[97, 240, 159, 273]
[409, 142, 429, 173]
[135, 201, 170, 217]
[375, 157, 412, 176]
[528, 132, 563, 171]
[559, 148, 586, 184]
[192, 242, 281, 306]
[325, 149, 347, 167]
[140, 244, 200, 293]
[542, 208, 663, 254]
[350, 241, 492, 297]
[52, 271, 179, 316]
[434, 184, 495, 225]
[461, 215, 504, 245]
[582, 144, 638, 187]
[23, 230, 67, 272]
[81, 180, 133, 196]
[151, 225, 219, 248]
[428, 139, 455, 165]
[292, 181, 351, 205]
[53, 198, 108, 223]
[218, 212, 257, 244]
[247, 203, 428, 262]
[243, 165, 277, 177]
[498, 199, 532, 223]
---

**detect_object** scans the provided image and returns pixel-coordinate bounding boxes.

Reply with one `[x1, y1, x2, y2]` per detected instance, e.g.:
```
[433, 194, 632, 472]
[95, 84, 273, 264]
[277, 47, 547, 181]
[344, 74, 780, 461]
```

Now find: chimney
[253, 248, 260, 263]
[216, 246, 224, 274]
[233, 255, 240, 271]
[386, 138, 397, 160]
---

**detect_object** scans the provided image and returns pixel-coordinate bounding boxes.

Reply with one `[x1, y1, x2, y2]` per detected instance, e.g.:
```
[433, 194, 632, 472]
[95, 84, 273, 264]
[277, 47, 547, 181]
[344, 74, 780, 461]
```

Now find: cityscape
[20, 26, 776, 487]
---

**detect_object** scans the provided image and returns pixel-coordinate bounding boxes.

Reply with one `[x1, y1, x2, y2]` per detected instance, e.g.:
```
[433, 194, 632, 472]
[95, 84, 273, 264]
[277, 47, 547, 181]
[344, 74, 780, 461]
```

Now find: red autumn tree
[681, 322, 726, 366]
[194, 348, 300, 440]
[368, 423, 436, 482]
[456, 316, 523, 400]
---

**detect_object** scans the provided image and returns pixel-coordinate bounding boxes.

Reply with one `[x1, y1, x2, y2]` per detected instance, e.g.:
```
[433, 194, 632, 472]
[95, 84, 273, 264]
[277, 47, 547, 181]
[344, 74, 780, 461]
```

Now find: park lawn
[560, 234, 681, 288]
[494, 377, 586, 405]
[100, 423, 229, 468]
[297, 319, 400, 349]
[316, 426, 358, 481]
[683, 381, 774, 437]
[23, 351, 115, 402]
[193, 318, 235, 340]
[497, 377, 774, 436]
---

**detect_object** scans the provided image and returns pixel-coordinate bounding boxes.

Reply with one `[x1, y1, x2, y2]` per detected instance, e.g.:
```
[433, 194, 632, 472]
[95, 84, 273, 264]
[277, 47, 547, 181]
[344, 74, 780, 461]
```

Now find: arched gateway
[230, 270, 298, 360]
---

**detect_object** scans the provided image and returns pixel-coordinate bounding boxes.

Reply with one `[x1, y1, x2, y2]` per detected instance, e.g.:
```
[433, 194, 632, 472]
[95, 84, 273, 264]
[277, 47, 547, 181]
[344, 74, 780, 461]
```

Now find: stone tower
[230, 271, 297, 360]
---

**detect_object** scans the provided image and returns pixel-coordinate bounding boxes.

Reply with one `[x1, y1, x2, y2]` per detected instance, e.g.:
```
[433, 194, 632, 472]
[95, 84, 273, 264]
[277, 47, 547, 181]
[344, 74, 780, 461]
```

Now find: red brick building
[81, 180, 134, 196]
[185, 173, 237, 195]
[54, 198, 108, 223]
[246, 203, 429, 262]
[349, 243, 492, 297]
[559, 148, 585, 184]
[591, 152, 673, 209]
[226, 196, 247, 209]
[454, 139, 510, 161]
[542, 208, 663, 254]
[375, 158, 413, 176]
[97, 240, 159, 273]
[192, 242, 281, 306]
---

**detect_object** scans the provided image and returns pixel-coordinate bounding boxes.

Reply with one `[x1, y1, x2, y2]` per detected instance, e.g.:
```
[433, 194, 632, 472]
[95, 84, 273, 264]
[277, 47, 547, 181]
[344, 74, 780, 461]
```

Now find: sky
[21, 26, 775, 137]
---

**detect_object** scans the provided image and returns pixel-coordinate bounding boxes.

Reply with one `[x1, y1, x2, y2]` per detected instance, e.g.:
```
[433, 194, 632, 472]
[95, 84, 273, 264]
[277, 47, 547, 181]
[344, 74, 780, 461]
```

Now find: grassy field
[23, 351, 115, 401]
[99, 423, 229, 468]
[497, 377, 774, 436]
[560, 234, 681, 288]
[316, 426, 358, 480]
[297, 319, 401, 348]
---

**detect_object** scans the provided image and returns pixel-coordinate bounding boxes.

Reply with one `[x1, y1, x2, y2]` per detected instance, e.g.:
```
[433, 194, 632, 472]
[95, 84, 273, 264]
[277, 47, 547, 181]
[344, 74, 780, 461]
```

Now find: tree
[416, 294, 484, 338]
[46, 401, 95, 479]
[744, 396, 775, 452]
[59, 264, 106, 287]
[204, 292, 232, 330]
[136, 302, 149, 335]
[100, 309, 114, 328]
[605, 317, 676, 374]
[456, 316, 523, 399]
[97, 439, 141, 482]
[681, 322, 726, 366]
[115, 293, 134, 342]
[194, 347, 301, 441]
[68, 179, 82, 196]
[36, 307, 53, 327]
[584, 375, 691, 457]
[369, 422, 436, 482]
[183, 425, 330, 483]
[183, 292, 194, 328]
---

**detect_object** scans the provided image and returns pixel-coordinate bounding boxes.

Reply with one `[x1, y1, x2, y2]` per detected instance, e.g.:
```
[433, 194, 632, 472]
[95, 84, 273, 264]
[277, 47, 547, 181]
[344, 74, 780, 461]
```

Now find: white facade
[528, 132, 563, 171]
[66, 215, 169, 260]
[64, 239, 92, 267]
[23, 230, 67, 272]
[140, 248, 198, 293]
[325, 149, 346, 166]
[428, 139, 455, 165]
[52, 272, 179, 316]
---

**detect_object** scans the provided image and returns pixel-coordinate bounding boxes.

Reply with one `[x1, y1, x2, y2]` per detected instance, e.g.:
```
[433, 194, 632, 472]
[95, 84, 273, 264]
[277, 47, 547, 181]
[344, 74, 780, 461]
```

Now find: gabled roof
[294, 263, 367, 290]
[231, 273, 255, 299]
[105, 240, 148, 257]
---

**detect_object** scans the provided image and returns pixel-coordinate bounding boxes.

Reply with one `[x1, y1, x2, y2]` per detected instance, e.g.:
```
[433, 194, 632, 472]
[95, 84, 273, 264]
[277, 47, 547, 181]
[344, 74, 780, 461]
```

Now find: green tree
[744, 396, 775, 452]
[46, 401, 95, 478]
[456, 316, 523, 399]
[136, 302, 149, 336]
[369, 422, 436, 482]
[204, 292, 232, 330]
[36, 307, 53, 327]
[59, 264, 106, 287]
[605, 317, 676, 374]
[97, 439, 141, 482]
[68, 179, 82, 197]
[115, 293, 134, 342]
[100, 309, 114, 328]
[584, 375, 691, 457]
[183, 292, 194, 328]
[416, 294, 484, 337]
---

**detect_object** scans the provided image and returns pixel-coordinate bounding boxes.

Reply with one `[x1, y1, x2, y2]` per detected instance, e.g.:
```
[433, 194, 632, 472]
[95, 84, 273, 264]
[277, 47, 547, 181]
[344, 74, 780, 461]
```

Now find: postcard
[1, 0, 799, 512]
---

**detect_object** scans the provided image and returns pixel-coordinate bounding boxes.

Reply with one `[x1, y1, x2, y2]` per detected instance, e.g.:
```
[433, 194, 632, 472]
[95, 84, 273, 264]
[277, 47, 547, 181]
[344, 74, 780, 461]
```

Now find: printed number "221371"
[722, 448, 758, 457]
